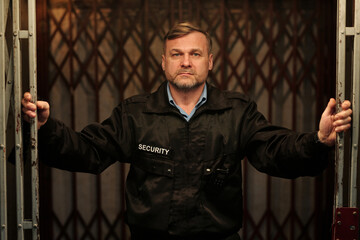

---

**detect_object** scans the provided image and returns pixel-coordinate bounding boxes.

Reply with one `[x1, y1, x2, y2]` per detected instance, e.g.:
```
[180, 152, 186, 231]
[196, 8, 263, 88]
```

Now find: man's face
[162, 32, 213, 91]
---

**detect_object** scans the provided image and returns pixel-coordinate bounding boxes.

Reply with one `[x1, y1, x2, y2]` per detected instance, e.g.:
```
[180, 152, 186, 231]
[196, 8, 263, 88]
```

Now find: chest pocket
[203, 153, 240, 194]
[133, 151, 174, 178]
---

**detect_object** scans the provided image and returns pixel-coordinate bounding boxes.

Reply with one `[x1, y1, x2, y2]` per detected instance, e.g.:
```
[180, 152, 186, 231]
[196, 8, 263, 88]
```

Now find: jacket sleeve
[38, 103, 133, 174]
[242, 100, 332, 179]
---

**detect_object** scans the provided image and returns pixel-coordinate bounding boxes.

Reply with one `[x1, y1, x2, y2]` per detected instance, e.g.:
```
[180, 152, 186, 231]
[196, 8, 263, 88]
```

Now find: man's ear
[208, 53, 213, 71]
[161, 54, 165, 71]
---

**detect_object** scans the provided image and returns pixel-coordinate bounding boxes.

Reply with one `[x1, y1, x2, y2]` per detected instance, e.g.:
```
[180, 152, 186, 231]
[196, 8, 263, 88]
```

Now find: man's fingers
[333, 116, 352, 126]
[334, 108, 353, 120]
[22, 93, 49, 111]
[23, 92, 32, 102]
[341, 100, 351, 110]
[332, 100, 352, 133]
[335, 124, 351, 132]
[22, 107, 36, 118]
[21, 92, 50, 129]
[36, 101, 49, 110]
[22, 92, 36, 110]
[323, 98, 336, 116]
[324, 99, 351, 117]
[22, 101, 37, 111]
[22, 92, 38, 119]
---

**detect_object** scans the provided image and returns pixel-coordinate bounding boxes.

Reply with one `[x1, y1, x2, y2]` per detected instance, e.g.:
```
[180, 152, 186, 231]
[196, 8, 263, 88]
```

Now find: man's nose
[181, 54, 191, 67]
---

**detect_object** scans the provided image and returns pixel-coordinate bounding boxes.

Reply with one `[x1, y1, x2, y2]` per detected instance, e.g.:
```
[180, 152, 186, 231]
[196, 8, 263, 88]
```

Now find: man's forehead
[164, 32, 208, 51]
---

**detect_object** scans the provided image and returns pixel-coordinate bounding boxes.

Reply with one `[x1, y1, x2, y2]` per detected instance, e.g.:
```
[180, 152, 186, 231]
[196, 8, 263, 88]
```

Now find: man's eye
[172, 53, 180, 57]
[193, 53, 200, 57]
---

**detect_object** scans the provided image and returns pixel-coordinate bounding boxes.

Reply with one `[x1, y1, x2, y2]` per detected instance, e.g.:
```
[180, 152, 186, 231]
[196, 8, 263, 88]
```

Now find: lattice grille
[39, 0, 335, 239]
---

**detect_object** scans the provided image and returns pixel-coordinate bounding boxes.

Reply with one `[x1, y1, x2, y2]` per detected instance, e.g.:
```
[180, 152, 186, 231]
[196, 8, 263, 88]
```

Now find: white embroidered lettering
[138, 143, 170, 156]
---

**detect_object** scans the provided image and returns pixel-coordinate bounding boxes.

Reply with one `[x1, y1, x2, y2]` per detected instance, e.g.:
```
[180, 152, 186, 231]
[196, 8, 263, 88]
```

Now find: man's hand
[318, 98, 352, 146]
[22, 92, 50, 129]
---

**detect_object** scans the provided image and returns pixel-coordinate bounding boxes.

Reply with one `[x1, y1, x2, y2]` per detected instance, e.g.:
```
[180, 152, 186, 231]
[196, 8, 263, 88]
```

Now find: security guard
[22, 22, 352, 240]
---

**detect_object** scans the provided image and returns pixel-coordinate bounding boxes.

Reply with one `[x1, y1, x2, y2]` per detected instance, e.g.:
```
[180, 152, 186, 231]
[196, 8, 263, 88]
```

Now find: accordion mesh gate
[0, 0, 40, 239]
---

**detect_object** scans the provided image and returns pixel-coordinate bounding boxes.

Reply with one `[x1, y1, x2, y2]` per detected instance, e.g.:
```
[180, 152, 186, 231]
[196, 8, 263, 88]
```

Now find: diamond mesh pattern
[42, 0, 335, 239]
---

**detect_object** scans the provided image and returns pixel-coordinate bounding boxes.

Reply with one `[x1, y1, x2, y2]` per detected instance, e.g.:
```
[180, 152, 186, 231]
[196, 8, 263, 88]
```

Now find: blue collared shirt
[167, 83, 207, 121]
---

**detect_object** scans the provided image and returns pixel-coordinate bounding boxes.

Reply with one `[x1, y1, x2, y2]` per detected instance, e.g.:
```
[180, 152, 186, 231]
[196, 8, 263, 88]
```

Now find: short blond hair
[163, 22, 212, 54]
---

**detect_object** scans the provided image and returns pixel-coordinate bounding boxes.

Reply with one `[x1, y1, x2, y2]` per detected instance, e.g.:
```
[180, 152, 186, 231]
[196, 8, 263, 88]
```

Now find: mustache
[176, 69, 195, 75]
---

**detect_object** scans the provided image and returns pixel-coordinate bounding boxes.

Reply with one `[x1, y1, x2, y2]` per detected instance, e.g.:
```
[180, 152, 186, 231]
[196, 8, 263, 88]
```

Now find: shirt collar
[167, 83, 207, 108]
[167, 83, 207, 121]
[144, 81, 232, 114]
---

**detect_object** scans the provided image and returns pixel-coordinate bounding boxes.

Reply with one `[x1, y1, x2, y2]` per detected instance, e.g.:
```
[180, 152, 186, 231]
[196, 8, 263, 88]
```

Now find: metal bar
[4, 0, 12, 126]
[335, 0, 346, 208]
[3, 0, 12, 127]
[350, 0, 360, 208]
[28, 0, 40, 237]
[2, 2, 13, 238]
[18, 30, 29, 39]
[0, 0, 8, 238]
[23, 220, 33, 229]
[12, 0, 26, 239]
[346, 26, 355, 35]
[5, 50, 14, 127]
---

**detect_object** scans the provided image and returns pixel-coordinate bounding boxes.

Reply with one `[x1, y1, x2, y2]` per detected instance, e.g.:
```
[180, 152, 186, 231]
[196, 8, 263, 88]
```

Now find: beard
[167, 69, 206, 92]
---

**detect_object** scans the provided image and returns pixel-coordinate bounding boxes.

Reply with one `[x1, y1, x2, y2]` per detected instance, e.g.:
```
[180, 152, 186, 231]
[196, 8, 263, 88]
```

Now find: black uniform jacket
[38, 81, 330, 238]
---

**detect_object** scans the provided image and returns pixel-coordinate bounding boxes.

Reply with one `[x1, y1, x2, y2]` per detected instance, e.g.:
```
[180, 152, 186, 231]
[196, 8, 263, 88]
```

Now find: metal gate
[332, 0, 360, 239]
[36, 0, 336, 239]
[6, 0, 360, 239]
[0, 0, 40, 239]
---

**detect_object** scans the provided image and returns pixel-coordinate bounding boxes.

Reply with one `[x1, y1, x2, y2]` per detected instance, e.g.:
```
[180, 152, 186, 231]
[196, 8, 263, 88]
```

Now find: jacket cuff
[311, 131, 333, 150]
[38, 117, 57, 138]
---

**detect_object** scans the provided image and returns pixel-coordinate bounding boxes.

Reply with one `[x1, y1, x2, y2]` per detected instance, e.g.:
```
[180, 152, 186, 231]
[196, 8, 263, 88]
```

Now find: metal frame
[333, 0, 360, 238]
[335, 0, 360, 208]
[350, 0, 360, 209]
[12, 0, 26, 238]
[0, 0, 40, 239]
[0, 0, 9, 239]
[28, 0, 40, 238]
[335, 0, 347, 210]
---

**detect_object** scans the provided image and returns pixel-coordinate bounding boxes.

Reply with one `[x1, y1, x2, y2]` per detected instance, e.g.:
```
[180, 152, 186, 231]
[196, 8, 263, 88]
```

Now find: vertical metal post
[333, 0, 360, 239]
[28, 0, 40, 238]
[5, 0, 14, 128]
[0, 0, 8, 239]
[11, 0, 40, 238]
[12, 0, 25, 238]
[335, 0, 346, 209]
[350, 0, 360, 209]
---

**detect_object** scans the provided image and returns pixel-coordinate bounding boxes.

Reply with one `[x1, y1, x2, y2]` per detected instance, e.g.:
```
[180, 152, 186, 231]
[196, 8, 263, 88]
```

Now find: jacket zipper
[186, 121, 190, 146]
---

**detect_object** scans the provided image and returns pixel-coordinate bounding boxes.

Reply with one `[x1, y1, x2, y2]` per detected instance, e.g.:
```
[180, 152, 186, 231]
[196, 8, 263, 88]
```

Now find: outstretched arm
[21, 92, 50, 129]
[318, 98, 352, 146]
[21, 92, 122, 173]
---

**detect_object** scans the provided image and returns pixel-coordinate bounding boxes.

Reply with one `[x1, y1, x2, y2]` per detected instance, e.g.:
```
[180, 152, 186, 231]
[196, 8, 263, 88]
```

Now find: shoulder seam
[222, 91, 250, 102]
[124, 93, 150, 104]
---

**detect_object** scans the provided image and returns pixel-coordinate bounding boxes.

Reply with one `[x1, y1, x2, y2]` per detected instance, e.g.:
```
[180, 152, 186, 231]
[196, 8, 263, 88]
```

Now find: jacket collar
[144, 81, 232, 113]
